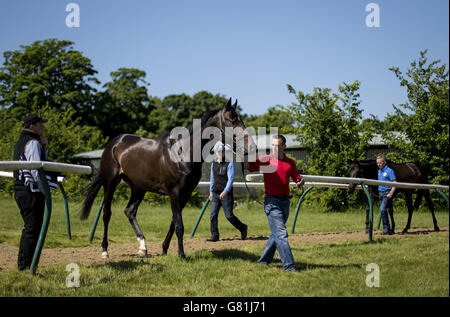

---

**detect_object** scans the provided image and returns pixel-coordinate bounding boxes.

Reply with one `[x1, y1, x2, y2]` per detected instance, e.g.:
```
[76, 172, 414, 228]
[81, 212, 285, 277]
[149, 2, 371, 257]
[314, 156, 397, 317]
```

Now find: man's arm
[24, 140, 45, 192]
[244, 155, 270, 172]
[387, 178, 396, 199]
[290, 161, 304, 187]
[387, 169, 396, 199]
[223, 162, 235, 194]
[210, 163, 214, 195]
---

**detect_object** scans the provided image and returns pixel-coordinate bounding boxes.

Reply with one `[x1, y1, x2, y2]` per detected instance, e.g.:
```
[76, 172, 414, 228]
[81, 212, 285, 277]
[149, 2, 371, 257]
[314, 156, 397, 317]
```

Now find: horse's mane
[158, 108, 221, 140]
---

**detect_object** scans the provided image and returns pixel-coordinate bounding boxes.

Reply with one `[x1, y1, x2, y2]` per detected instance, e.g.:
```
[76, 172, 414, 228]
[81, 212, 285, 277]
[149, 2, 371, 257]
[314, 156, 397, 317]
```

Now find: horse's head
[219, 98, 257, 158]
[348, 161, 361, 192]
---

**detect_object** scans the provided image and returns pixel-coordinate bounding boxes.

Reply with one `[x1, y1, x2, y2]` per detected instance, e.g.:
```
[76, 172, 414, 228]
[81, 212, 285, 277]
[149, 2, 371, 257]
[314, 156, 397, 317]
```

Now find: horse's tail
[80, 170, 103, 220]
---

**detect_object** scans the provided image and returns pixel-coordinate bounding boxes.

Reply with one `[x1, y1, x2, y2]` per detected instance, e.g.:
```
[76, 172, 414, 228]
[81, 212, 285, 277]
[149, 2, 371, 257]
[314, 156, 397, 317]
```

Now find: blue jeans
[379, 190, 393, 231]
[258, 195, 295, 271]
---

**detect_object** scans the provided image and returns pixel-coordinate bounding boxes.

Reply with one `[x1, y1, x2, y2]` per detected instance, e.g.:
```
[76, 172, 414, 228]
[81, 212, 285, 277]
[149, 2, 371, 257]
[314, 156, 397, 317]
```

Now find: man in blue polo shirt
[377, 156, 397, 235]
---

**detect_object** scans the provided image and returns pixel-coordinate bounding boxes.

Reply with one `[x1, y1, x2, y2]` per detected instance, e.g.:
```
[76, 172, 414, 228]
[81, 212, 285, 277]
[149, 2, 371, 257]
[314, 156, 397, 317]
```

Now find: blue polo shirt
[378, 165, 396, 192]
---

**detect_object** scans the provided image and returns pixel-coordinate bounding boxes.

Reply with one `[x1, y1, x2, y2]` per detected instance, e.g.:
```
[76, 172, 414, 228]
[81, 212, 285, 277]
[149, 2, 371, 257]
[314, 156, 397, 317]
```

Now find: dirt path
[0, 227, 447, 271]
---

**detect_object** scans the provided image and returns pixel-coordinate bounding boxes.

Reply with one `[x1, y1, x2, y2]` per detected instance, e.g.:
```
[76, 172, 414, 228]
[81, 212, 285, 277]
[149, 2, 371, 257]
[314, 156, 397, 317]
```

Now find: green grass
[0, 196, 448, 248]
[0, 235, 448, 297]
[0, 197, 448, 297]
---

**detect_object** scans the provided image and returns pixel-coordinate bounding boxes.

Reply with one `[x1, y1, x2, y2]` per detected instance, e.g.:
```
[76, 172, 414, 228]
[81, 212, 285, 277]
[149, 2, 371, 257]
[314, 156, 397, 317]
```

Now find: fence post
[30, 168, 52, 274]
[190, 197, 210, 238]
[435, 188, 449, 206]
[291, 186, 313, 234]
[361, 183, 373, 242]
[89, 196, 104, 242]
[57, 183, 71, 240]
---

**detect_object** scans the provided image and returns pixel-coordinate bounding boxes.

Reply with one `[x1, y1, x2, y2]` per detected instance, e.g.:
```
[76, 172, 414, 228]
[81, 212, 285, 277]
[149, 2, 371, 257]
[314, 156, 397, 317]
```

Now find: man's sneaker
[207, 237, 219, 242]
[283, 267, 297, 273]
[381, 229, 393, 235]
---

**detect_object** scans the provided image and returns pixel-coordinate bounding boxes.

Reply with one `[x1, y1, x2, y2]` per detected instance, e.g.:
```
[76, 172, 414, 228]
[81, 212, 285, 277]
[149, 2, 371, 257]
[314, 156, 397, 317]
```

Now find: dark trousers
[379, 190, 394, 231]
[210, 192, 246, 239]
[14, 188, 45, 270]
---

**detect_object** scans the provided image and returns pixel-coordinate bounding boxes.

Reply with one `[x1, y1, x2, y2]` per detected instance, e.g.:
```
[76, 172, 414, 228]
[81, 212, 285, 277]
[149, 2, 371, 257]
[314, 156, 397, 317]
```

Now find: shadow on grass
[93, 258, 164, 272]
[294, 261, 362, 271]
[398, 228, 447, 235]
[208, 249, 361, 272]
[220, 236, 268, 242]
[210, 249, 260, 262]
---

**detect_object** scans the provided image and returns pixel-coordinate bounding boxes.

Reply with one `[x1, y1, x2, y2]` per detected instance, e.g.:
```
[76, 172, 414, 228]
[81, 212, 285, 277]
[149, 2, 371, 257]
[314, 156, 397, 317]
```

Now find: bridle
[218, 110, 262, 204]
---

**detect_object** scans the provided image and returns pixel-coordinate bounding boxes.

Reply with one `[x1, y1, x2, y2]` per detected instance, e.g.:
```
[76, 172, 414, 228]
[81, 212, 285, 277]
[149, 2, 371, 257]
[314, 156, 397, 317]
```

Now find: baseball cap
[23, 114, 48, 127]
[213, 141, 232, 152]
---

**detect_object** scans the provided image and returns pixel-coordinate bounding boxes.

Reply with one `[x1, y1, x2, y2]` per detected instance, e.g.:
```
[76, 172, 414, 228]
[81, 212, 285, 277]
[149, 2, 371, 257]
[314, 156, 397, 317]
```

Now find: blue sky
[1, 0, 448, 119]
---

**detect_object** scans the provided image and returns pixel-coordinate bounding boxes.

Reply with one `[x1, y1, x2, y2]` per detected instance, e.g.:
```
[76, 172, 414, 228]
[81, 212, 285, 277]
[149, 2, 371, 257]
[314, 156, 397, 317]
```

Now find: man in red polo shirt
[245, 134, 304, 272]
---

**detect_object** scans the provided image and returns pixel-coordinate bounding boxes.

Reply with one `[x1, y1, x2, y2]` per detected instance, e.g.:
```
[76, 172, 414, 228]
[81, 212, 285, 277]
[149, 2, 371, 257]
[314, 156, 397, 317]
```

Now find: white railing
[0, 161, 92, 174]
[244, 174, 449, 191]
[197, 181, 363, 190]
[0, 171, 65, 183]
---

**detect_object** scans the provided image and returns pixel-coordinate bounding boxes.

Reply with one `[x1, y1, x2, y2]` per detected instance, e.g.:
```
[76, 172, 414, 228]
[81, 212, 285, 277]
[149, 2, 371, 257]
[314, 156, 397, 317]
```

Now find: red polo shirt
[248, 154, 301, 197]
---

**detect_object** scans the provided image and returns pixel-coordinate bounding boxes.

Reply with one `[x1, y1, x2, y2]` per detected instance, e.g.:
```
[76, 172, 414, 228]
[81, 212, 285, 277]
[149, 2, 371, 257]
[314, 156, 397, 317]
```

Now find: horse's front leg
[175, 212, 186, 260]
[163, 193, 187, 260]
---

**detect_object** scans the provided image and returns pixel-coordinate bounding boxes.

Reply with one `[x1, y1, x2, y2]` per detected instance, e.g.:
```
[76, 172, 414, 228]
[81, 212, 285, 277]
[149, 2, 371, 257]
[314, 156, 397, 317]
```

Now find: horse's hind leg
[124, 187, 147, 256]
[424, 191, 439, 231]
[388, 199, 395, 233]
[101, 176, 120, 258]
[365, 203, 370, 233]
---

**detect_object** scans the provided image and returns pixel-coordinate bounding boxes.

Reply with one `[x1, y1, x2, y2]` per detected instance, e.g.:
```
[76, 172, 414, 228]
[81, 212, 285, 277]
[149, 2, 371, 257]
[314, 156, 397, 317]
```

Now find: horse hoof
[101, 251, 109, 259]
[138, 249, 147, 257]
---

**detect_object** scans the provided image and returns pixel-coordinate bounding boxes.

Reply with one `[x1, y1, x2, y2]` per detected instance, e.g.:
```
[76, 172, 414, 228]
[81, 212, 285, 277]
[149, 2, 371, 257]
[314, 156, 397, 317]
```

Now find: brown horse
[80, 98, 256, 259]
[348, 159, 439, 234]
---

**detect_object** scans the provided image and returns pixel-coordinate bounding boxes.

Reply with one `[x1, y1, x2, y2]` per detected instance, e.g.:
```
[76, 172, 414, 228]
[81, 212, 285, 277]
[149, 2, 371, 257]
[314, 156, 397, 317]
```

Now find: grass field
[0, 196, 448, 297]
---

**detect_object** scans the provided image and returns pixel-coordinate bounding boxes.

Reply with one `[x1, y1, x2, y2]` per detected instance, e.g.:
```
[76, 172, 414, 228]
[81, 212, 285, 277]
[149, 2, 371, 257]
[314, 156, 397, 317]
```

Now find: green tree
[244, 106, 295, 134]
[283, 81, 372, 211]
[385, 50, 449, 185]
[148, 91, 239, 135]
[91, 68, 152, 140]
[359, 115, 386, 134]
[0, 39, 99, 120]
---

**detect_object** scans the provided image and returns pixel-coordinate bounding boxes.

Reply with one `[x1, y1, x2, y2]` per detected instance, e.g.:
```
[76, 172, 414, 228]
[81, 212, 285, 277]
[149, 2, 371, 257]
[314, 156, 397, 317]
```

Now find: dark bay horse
[80, 99, 256, 259]
[348, 159, 439, 234]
